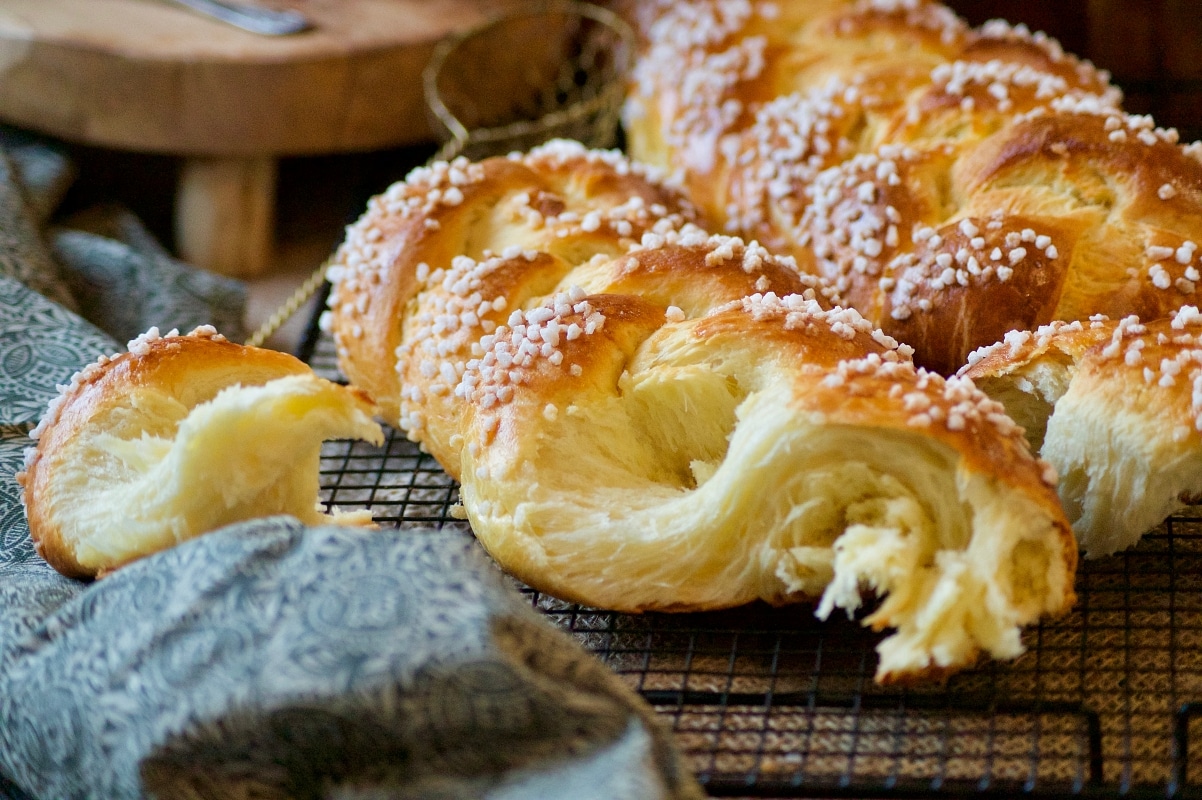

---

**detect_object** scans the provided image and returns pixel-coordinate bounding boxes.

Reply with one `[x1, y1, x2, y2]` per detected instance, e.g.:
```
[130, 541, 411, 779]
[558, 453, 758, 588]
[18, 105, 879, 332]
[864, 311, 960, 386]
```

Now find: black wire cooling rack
[301, 315, 1202, 800]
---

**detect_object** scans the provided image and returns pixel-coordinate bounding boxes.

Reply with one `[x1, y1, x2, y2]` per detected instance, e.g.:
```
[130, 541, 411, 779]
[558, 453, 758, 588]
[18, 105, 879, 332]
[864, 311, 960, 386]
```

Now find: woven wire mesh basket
[423, 0, 633, 163]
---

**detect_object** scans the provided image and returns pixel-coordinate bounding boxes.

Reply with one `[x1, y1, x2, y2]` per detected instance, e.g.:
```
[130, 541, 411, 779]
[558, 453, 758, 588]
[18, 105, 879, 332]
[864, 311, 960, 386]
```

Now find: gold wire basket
[425, 0, 633, 162]
[247, 1, 634, 348]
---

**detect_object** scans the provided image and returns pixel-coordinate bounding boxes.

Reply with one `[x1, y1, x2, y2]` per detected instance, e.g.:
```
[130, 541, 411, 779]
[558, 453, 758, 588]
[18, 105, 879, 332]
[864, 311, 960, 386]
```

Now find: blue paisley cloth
[0, 130, 702, 800]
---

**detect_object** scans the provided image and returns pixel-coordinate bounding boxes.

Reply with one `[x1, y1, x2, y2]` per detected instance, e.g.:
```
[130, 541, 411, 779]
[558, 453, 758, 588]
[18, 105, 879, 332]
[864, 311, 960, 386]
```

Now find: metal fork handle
[167, 0, 311, 35]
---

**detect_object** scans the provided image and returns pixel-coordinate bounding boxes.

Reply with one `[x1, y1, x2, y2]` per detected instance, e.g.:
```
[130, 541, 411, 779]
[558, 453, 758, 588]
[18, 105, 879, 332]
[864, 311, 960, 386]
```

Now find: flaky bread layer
[20, 328, 382, 578]
[458, 293, 1072, 683]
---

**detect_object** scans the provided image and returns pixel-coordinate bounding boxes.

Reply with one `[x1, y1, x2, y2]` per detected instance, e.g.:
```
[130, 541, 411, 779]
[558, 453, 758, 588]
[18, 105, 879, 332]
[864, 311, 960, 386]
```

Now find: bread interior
[48, 375, 382, 572]
[464, 331, 1070, 681]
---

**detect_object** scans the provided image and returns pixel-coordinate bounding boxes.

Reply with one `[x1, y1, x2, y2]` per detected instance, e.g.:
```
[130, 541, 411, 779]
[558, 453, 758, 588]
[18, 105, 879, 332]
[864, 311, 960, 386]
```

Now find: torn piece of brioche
[961, 307, 1202, 557]
[457, 291, 1075, 684]
[18, 326, 384, 579]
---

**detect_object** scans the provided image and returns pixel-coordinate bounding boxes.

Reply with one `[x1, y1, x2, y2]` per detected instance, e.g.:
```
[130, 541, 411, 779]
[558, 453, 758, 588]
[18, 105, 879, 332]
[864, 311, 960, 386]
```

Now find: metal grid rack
[303, 324, 1202, 799]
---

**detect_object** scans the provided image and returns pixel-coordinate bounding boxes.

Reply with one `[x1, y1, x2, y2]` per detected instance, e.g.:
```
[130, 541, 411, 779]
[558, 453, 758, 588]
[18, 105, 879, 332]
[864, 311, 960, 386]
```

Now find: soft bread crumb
[458, 296, 1073, 684]
[21, 332, 383, 578]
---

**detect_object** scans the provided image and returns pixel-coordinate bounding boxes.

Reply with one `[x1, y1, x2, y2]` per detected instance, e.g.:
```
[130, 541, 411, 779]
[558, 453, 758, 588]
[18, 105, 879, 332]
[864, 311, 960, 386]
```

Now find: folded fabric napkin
[0, 130, 701, 800]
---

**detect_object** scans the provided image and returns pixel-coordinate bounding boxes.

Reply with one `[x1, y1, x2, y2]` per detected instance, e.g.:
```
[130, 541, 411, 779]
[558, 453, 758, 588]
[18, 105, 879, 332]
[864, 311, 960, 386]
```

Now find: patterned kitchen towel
[51, 204, 248, 345]
[0, 146, 76, 313]
[0, 514, 699, 800]
[0, 127, 74, 226]
[0, 125, 248, 344]
[0, 134, 702, 799]
[0, 126, 73, 227]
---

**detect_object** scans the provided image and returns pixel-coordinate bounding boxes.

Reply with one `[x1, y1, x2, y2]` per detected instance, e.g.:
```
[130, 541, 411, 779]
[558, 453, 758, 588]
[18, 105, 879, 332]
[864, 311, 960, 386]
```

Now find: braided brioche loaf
[325, 140, 841, 474]
[623, 0, 1202, 374]
[326, 140, 1075, 682]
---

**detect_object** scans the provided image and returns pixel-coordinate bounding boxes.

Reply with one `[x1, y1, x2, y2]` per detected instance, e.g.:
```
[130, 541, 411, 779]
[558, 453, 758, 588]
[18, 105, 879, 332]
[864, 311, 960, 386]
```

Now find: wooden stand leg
[175, 155, 276, 278]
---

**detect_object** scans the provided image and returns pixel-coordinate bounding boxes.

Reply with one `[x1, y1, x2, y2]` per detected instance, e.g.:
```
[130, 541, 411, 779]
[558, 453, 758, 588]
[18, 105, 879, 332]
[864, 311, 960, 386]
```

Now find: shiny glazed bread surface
[623, 0, 1202, 373]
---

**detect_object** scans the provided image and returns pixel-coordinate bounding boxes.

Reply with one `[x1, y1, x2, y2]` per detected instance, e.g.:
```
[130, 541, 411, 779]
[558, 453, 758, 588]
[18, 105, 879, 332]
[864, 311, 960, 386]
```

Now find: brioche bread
[456, 290, 1074, 683]
[327, 137, 1077, 681]
[622, 0, 1202, 374]
[323, 140, 703, 438]
[961, 307, 1202, 557]
[18, 326, 383, 578]
[324, 139, 835, 475]
[807, 104, 1202, 374]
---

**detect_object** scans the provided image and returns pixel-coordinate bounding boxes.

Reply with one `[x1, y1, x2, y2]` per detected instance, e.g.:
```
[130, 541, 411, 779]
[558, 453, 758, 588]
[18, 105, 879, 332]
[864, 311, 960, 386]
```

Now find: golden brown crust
[19, 327, 378, 579]
[877, 212, 1075, 374]
[798, 107, 1202, 373]
[465, 293, 669, 456]
[959, 308, 1202, 556]
[962, 311, 1202, 442]
[625, 0, 969, 225]
[578, 239, 821, 316]
[800, 361, 1063, 516]
[325, 139, 850, 476]
[416, 234, 829, 476]
[957, 317, 1114, 381]
[624, 0, 1202, 374]
[325, 141, 703, 431]
[960, 109, 1202, 317]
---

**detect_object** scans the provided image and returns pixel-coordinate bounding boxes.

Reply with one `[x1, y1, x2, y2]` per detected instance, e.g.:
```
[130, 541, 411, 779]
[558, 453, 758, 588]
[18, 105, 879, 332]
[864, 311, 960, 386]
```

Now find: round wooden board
[0, 0, 532, 157]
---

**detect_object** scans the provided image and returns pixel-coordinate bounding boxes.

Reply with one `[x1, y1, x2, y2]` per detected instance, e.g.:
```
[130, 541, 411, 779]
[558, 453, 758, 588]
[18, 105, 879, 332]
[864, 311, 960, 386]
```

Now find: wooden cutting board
[0, 0, 538, 157]
[0, 0, 536, 276]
